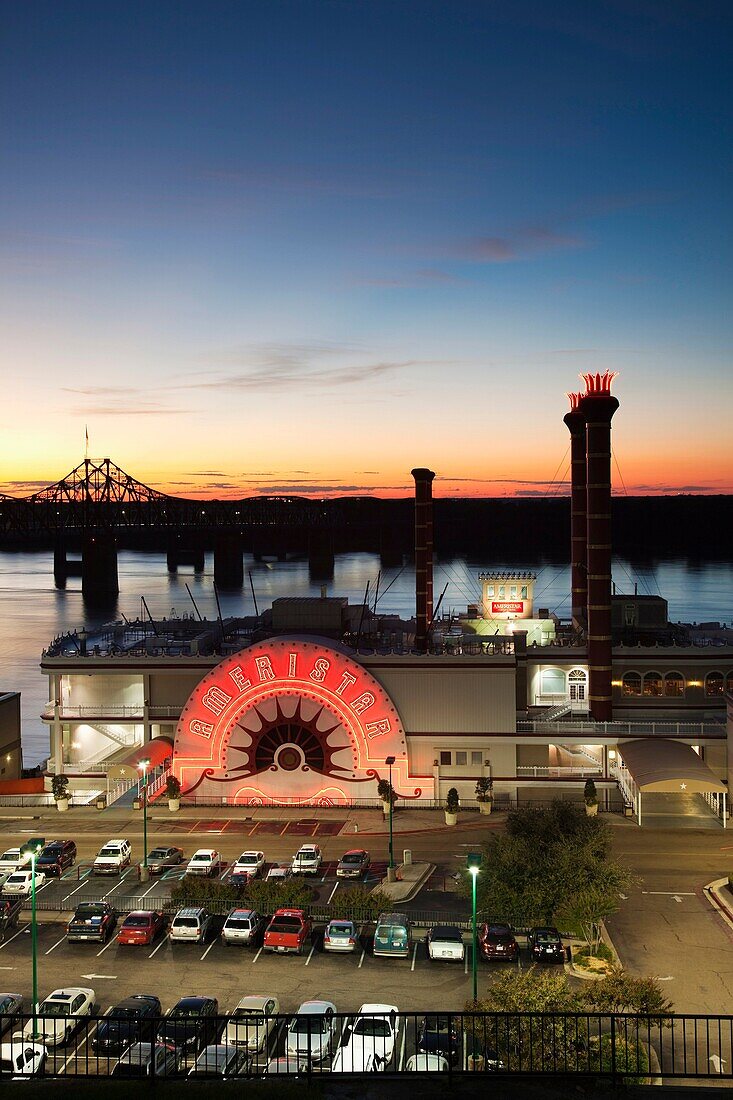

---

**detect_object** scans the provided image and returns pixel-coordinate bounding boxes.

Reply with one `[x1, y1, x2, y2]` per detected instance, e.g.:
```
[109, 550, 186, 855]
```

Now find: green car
[373, 912, 411, 958]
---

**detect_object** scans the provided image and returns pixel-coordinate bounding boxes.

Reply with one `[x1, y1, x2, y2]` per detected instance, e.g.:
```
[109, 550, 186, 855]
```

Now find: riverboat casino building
[39, 375, 732, 826]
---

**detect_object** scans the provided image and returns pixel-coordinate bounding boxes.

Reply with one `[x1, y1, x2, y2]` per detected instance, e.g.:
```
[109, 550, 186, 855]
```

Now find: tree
[584, 972, 674, 1018]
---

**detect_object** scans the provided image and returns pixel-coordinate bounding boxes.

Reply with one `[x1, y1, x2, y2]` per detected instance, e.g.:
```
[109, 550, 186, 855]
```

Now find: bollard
[403, 848, 412, 866]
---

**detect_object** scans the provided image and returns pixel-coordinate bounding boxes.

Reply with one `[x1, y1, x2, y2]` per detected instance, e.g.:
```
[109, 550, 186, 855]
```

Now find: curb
[376, 862, 435, 903]
[704, 877, 733, 934]
[340, 818, 504, 839]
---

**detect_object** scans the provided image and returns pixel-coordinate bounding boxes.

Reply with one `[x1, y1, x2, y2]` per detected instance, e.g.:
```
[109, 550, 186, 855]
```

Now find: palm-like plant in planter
[445, 787, 460, 826]
[52, 773, 70, 812]
[475, 776, 494, 815]
[166, 774, 182, 812]
[584, 777, 599, 817]
[377, 778, 395, 815]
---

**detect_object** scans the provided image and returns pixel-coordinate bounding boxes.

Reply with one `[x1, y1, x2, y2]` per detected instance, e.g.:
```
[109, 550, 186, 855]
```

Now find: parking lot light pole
[467, 853, 482, 1005]
[385, 756, 396, 883]
[139, 759, 150, 882]
[29, 842, 43, 1035]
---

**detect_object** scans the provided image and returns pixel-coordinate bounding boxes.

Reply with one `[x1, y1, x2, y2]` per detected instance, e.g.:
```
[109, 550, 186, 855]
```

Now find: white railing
[146, 766, 172, 801]
[703, 789, 728, 828]
[518, 718, 725, 738]
[517, 765, 603, 778]
[611, 763, 638, 814]
[44, 704, 181, 719]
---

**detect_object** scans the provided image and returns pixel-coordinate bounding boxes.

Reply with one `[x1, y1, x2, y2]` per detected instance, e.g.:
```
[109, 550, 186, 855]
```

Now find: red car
[117, 910, 166, 946]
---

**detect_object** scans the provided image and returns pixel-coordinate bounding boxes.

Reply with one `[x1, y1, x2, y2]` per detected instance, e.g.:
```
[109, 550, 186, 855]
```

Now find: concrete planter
[56, 797, 69, 813]
[585, 801, 599, 817]
[478, 800, 493, 815]
[133, 798, 142, 811]
[444, 811, 458, 826]
[95, 798, 106, 810]
[381, 801, 391, 816]
[168, 798, 181, 813]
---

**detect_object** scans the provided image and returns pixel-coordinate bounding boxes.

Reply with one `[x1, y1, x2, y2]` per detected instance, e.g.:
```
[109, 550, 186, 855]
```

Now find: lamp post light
[385, 756, 396, 883]
[467, 853, 482, 1005]
[139, 759, 150, 882]
[28, 841, 43, 1036]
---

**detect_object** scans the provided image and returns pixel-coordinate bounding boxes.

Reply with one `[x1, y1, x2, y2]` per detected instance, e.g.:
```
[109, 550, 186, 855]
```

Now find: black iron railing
[1, 1010, 731, 1081]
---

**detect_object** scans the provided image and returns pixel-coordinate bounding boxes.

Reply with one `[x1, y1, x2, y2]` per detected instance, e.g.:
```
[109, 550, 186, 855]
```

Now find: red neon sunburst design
[227, 695, 355, 780]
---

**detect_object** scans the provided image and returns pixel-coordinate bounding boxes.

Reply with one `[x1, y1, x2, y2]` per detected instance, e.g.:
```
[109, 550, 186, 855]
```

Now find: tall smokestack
[581, 371, 619, 722]
[564, 393, 588, 625]
[411, 468, 435, 653]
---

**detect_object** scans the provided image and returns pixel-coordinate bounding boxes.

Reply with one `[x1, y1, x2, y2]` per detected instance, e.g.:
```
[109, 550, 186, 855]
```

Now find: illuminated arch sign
[172, 638, 422, 806]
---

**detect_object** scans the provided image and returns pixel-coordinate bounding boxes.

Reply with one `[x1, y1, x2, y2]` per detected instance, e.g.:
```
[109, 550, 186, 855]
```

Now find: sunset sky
[1, 1, 731, 499]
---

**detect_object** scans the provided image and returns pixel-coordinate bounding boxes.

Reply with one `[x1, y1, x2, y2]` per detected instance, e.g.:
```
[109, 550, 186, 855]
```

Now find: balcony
[41, 704, 182, 721]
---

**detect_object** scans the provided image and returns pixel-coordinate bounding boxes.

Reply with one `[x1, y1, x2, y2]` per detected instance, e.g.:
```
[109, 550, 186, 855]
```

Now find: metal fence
[2, 1009, 732, 1081]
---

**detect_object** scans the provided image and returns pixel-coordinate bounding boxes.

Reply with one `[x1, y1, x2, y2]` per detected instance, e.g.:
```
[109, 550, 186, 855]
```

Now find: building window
[541, 668, 566, 696]
[487, 585, 494, 597]
[643, 672, 663, 697]
[727, 673, 733, 695]
[705, 672, 724, 697]
[440, 751, 451, 766]
[664, 672, 684, 697]
[471, 751, 483, 766]
[510, 585, 517, 599]
[568, 668, 587, 701]
[455, 751, 467, 766]
[499, 585, 505, 598]
[521, 585, 528, 598]
[622, 673, 642, 697]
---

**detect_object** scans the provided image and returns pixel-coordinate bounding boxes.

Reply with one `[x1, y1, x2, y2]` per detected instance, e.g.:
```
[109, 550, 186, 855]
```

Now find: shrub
[475, 777, 493, 802]
[51, 774, 69, 801]
[165, 775, 181, 799]
[330, 886, 392, 922]
[169, 874, 314, 915]
[446, 788, 460, 814]
[377, 779, 395, 804]
[242, 878, 314, 914]
[584, 778, 598, 806]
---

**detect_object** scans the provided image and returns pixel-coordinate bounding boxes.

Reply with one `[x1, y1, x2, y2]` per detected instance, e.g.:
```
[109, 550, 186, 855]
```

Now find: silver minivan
[169, 907, 213, 943]
[221, 908, 264, 947]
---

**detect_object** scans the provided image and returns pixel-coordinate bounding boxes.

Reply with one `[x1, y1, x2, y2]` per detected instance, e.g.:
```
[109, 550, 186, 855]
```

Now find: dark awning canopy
[618, 738, 725, 794]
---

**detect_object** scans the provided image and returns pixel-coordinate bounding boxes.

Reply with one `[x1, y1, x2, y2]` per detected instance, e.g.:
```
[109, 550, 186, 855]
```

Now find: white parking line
[357, 948, 365, 968]
[200, 941, 216, 961]
[0, 924, 29, 950]
[464, 949, 469, 975]
[45, 934, 67, 955]
[96, 935, 117, 957]
[252, 946, 264, 964]
[327, 882, 339, 904]
[397, 1022, 406, 1070]
[62, 877, 91, 903]
[102, 867, 134, 898]
[148, 933, 169, 959]
[411, 943, 418, 972]
[304, 944, 316, 966]
[139, 879, 161, 899]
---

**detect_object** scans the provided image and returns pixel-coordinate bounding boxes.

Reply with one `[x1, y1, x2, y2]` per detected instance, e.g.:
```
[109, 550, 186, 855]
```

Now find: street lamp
[467, 853, 482, 1005]
[385, 756, 396, 882]
[27, 840, 44, 1036]
[138, 759, 150, 882]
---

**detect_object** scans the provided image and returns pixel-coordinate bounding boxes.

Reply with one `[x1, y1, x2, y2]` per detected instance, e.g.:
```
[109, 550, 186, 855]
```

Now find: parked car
[417, 1015, 462, 1065]
[426, 925, 465, 962]
[188, 1043, 250, 1078]
[336, 849, 370, 879]
[225, 995, 280, 1053]
[373, 913, 411, 958]
[93, 839, 131, 876]
[0, 1038, 46, 1078]
[286, 1000, 337, 1063]
[229, 868, 254, 889]
[157, 996, 219, 1054]
[406, 1053, 449, 1072]
[0, 994, 23, 1035]
[0, 898, 23, 938]
[263, 909, 312, 954]
[479, 922, 519, 963]
[262, 1054, 309, 1076]
[265, 863, 292, 883]
[145, 846, 185, 874]
[185, 849, 222, 877]
[323, 918, 359, 953]
[1, 869, 45, 897]
[528, 926, 566, 964]
[91, 995, 162, 1055]
[231, 851, 265, 877]
[23, 987, 95, 1047]
[111, 1042, 179, 1078]
[36, 840, 76, 876]
[67, 901, 117, 944]
[338, 1004, 399, 1070]
[221, 909, 266, 947]
[169, 907, 214, 944]
[291, 845, 322, 876]
[117, 911, 166, 946]
[0, 849, 30, 876]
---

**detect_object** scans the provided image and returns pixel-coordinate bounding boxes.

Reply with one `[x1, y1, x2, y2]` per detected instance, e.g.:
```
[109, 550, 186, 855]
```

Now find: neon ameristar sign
[172, 638, 418, 805]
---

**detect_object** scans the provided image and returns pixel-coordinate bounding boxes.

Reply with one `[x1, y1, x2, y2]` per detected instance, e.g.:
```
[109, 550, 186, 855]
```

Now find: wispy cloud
[444, 225, 585, 264]
[353, 268, 458, 288]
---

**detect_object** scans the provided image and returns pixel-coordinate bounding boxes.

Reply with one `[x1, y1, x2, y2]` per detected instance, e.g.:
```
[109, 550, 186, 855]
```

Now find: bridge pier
[54, 535, 67, 588]
[308, 530, 334, 581]
[214, 532, 244, 588]
[167, 535, 205, 573]
[82, 532, 119, 600]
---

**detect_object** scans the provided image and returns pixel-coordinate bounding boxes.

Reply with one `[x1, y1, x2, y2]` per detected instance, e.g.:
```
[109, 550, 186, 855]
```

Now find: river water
[1, 551, 731, 766]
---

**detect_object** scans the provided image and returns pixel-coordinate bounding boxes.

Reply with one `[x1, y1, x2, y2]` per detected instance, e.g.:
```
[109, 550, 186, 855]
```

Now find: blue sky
[1, 0, 731, 496]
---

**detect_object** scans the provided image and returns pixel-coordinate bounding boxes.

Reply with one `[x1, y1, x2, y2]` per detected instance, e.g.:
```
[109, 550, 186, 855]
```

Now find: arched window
[568, 668, 587, 701]
[643, 672, 663, 697]
[705, 672, 724, 697]
[541, 668, 566, 697]
[622, 673, 641, 697]
[664, 672, 684, 698]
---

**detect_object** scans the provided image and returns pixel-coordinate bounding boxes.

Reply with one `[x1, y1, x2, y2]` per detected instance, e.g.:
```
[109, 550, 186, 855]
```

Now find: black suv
[91, 995, 162, 1055]
[158, 997, 220, 1054]
[527, 926, 566, 963]
[37, 839, 76, 876]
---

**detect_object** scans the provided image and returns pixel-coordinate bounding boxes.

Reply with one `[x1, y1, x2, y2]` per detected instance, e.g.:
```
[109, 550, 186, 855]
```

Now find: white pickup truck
[93, 839, 132, 876]
[0, 849, 30, 876]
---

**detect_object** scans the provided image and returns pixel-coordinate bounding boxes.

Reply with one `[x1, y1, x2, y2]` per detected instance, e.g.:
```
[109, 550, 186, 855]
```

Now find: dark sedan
[145, 847, 185, 875]
[528, 926, 566, 963]
[417, 1015, 462, 1065]
[92, 995, 162, 1056]
[335, 849, 371, 879]
[479, 923, 519, 963]
[158, 997, 220, 1054]
[188, 1044, 250, 1078]
[0, 993, 23, 1035]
